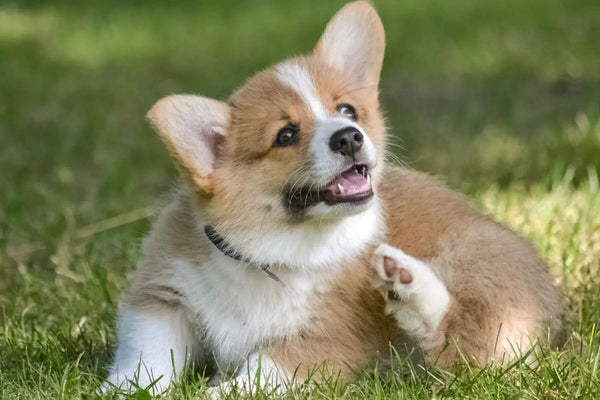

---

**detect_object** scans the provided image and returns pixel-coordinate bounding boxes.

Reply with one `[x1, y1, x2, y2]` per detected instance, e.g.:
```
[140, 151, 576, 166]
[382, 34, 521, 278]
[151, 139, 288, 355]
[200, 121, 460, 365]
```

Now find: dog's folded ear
[147, 95, 229, 196]
[314, 1, 385, 87]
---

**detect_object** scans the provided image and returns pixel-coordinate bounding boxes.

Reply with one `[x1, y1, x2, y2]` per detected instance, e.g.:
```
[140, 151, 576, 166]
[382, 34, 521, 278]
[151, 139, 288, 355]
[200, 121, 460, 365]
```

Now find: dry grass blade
[74, 206, 156, 239]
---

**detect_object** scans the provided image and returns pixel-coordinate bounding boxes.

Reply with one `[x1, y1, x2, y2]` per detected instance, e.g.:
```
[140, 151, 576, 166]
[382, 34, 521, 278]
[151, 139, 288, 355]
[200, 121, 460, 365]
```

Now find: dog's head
[148, 2, 387, 268]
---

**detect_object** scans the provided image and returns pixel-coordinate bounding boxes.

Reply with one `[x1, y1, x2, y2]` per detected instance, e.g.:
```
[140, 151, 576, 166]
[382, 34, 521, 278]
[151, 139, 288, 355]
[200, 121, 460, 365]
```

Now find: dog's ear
[314, 1, 385, 87]
[147, 95, 229, 196]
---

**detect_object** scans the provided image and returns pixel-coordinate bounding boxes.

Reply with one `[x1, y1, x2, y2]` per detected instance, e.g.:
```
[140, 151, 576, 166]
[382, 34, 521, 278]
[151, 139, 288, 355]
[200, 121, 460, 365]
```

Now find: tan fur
[116, 0, 562, 391]
[269, 168, 563, 374]
[379, 168, 562, 366]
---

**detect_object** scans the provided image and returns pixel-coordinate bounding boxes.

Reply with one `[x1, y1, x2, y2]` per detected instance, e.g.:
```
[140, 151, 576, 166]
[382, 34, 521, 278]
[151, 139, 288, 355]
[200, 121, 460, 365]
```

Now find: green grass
[1, 0, 599, 398]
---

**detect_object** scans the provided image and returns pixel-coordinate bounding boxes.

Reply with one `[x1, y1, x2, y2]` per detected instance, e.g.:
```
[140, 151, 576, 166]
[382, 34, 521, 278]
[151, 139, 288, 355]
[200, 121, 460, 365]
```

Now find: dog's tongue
[327, 169, 370, 196]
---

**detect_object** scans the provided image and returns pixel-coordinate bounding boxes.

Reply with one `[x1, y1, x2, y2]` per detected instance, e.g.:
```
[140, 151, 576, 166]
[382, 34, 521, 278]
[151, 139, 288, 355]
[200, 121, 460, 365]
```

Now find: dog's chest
[178, 255, 331, 370]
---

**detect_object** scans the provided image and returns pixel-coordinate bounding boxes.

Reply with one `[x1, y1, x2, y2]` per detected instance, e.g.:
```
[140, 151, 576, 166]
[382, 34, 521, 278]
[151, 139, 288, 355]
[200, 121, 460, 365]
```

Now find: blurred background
[1, 0, 599, 397]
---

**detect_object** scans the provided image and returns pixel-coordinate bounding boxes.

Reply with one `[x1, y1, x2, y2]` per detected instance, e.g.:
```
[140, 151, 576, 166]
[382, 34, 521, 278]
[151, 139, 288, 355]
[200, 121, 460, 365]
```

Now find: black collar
[204, 225, 286, 287]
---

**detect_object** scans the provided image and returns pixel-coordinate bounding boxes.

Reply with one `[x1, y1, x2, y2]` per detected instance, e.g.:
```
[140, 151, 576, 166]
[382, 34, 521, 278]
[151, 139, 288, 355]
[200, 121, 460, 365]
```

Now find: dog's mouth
[286, 164, 373, 210]
[324, 164, 373, 204]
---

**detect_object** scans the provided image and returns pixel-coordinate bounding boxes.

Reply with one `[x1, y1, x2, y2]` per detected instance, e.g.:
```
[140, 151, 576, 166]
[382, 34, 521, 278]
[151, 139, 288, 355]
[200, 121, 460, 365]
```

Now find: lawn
[1, 0, 599, 398]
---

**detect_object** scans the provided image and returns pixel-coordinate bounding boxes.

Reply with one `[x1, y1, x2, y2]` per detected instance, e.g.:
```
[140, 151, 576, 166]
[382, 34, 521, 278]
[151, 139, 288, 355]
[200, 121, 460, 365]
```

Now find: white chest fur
[164, 201, 384, 371]
[172, 253, 334, 371]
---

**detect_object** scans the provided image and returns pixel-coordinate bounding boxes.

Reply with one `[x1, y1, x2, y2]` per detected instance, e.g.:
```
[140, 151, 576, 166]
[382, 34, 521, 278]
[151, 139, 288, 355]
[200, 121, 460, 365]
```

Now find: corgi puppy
[103, 1, 562, 395]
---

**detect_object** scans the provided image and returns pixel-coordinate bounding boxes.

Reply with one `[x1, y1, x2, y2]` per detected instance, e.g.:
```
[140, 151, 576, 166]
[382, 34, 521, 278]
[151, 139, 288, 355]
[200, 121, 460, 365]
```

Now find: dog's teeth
[367, 174, 371, 184]
[337, 183, 343, 193]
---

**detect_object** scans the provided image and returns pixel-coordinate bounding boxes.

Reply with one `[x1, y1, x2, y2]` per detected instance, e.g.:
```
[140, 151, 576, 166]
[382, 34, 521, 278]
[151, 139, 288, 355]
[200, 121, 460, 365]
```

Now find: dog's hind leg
[371, 244, 451, 348]
[371, 243, 551, 367]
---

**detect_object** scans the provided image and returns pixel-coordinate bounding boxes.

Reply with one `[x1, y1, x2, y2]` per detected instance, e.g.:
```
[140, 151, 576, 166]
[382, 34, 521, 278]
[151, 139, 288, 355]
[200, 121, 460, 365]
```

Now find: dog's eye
[274, 124, 300, 147]
[336, 104, 357, 120]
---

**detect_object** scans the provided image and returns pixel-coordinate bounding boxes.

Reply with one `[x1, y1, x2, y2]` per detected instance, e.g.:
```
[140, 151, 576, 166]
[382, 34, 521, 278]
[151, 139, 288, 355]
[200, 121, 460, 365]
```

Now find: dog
[103, 1, 563, 395]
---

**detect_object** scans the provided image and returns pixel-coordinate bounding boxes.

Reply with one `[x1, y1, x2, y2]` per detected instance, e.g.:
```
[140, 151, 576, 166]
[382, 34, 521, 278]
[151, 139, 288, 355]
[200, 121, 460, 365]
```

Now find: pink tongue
[327, 169, 371, 196]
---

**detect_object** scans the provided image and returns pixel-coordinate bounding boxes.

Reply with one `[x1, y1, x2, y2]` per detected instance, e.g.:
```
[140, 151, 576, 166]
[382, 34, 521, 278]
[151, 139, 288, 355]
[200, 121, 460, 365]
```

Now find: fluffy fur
[103, 1, 563, 395]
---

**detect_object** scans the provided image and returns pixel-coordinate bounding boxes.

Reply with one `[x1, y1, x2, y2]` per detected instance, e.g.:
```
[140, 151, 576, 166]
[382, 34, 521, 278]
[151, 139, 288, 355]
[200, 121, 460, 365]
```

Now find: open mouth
[323, 164, 373, 204]
[286, 164, 374, 210]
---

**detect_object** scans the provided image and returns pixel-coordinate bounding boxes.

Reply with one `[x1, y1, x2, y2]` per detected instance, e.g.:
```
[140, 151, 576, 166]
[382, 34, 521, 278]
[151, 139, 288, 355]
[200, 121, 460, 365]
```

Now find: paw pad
[398, 268, 413, 284]
[383, 256, 397, 278]
[383, 256, 413, 284]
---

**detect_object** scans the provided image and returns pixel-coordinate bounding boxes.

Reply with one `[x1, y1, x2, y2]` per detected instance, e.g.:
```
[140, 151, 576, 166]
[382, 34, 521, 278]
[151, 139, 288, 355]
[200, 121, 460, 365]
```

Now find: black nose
[329, 127, 363, 157]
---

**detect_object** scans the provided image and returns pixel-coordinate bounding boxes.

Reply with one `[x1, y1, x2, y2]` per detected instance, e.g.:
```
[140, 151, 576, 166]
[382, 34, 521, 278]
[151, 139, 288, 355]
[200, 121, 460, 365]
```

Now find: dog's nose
[329, 127, 363, 157]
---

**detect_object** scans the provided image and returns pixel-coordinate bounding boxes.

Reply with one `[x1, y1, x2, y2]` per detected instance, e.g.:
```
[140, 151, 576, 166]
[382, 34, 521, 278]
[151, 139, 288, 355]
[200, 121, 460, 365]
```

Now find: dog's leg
[372, 244, 451, 350]
[102, 305, 197, 395]
[207, 351, 288, 399]
[372, 243, 552, 367]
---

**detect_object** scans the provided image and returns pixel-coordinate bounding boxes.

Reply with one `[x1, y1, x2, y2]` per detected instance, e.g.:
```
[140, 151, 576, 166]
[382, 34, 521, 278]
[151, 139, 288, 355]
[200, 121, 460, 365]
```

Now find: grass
[1, 0, 599, 398]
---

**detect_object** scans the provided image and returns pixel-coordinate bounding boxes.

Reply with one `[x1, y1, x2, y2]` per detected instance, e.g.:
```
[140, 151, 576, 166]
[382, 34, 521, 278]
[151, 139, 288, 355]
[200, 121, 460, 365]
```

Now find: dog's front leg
[207, 351, 289, 399]
[102, 304, 198, 395]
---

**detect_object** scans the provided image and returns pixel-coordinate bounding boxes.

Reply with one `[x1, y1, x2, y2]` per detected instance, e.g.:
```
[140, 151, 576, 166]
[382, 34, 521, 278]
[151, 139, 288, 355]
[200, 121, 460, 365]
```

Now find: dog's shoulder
[140, 191, 206, 257]
[124, 190, 211, 308]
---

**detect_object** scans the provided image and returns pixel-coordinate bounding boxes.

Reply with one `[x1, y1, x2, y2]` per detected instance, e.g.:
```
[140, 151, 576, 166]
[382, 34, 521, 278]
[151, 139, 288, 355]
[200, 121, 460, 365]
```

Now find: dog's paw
[205, 384, 225, 400]
[371, 243, 427, 303]
[372, 243, 451, 336]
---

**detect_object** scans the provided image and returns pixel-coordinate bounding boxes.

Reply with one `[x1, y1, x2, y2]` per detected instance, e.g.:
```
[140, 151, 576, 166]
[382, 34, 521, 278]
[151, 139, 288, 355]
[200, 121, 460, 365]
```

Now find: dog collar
[204, 225, 286, 287]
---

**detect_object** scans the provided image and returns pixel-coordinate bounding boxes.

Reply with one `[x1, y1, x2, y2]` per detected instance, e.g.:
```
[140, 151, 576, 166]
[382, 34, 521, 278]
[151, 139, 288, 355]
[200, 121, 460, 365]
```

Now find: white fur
[162, 202, 383, 371]
[207, 352, 288, 398]
[275, 61, 327, 121]
[103, 307, 196, 394]
[215, 199, 383, 270]
[372, 244, 450, 340]
[170, 255, 332, 371]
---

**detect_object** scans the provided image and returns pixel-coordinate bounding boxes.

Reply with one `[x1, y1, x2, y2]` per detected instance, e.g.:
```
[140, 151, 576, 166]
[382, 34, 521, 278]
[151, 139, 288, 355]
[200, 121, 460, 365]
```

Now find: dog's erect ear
[314, 1, 385, 87]
[147, 95, 229, 196]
